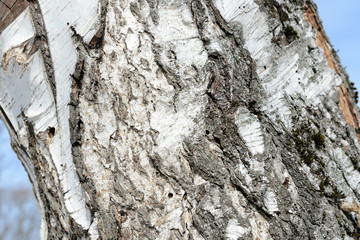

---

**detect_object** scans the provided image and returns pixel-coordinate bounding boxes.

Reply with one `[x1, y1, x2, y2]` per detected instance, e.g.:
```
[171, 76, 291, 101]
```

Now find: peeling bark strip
[304, 4, 340, 75]
[2, 0, 360, 239]
[339, 83, 360, 140]
[1, 36, 39, 70]
[339, 83, 360, 129]
[304, 4, 360, 142]
[304, 4, 360, 144]
[0, 0, 27, 33]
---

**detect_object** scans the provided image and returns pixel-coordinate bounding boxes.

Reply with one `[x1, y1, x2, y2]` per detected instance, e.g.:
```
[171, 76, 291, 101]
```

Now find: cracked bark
[1, 0, 360, 239]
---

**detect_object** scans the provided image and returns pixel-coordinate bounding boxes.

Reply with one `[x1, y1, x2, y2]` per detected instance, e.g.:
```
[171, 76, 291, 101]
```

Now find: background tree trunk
[1, 0, 360, 239]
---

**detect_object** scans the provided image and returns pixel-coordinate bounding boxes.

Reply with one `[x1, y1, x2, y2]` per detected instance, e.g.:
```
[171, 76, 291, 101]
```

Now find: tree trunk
[1, 0, 360, 239]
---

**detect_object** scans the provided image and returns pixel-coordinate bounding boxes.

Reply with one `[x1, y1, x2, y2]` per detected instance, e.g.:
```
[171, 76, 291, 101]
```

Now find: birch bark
[1, 0, 360, 239]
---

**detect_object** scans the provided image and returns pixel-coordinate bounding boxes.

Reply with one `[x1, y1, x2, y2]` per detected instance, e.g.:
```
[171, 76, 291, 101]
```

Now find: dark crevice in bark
[67, 5, 116, 237]
[188, 1, 342, 238]
[22, 113, 84, 238]
[69, 54, 110, 239]
[2, 0, 358, 238]
[149, 153, 195, 195]
[150, 44, 183, 112]
[27, 0, 56, 101]
[204, 0, 233, 36]
[97, 0, 108, 51]
[145, 0, 159, 25]
[187, 1, 278, 238]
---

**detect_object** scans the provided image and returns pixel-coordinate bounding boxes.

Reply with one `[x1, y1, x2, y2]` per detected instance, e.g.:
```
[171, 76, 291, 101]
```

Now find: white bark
[1, 0, 360, 239]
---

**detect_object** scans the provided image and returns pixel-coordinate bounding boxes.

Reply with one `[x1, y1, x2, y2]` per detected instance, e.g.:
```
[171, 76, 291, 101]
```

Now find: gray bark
[1, 0, 360, 239]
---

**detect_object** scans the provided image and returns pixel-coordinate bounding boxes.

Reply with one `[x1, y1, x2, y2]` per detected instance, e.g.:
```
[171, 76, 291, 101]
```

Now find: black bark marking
[0, 104, 17, 136]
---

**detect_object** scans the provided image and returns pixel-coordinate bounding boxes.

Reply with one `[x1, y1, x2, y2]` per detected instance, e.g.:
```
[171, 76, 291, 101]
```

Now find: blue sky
[0, 1, 360, 188]
[0, 126, 31, 188]
[315, 0, 360, 92]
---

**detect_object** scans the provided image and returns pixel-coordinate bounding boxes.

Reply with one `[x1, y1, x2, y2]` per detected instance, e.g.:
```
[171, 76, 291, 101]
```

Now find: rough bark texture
[1, 0, 360, 239]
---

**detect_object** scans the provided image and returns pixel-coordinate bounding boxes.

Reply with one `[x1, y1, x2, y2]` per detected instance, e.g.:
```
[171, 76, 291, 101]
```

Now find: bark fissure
[2, 0, 360, 239]
[23, 114, 80, 238]
[27, 0, 56, 100]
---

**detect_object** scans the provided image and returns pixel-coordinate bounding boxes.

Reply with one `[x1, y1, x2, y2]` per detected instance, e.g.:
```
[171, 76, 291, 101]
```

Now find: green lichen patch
[326, 185, 346, 202]
[230, 100, 240, 108]
[264, 0, 290, 23]
[318, 176, 330, 192]
[292, 122, 325, 166]
[312, 131, 325, 148]
[292, 123, 345, 201]
[319, 176, 346, 203]
[283, 26, 298, 43]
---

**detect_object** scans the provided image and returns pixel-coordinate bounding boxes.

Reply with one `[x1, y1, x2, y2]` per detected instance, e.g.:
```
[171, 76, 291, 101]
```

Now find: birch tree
[1, 0, 360, 239]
